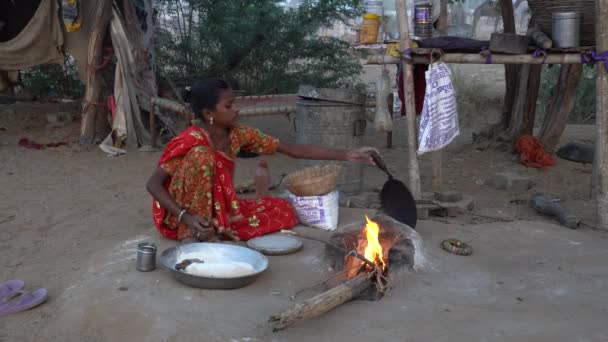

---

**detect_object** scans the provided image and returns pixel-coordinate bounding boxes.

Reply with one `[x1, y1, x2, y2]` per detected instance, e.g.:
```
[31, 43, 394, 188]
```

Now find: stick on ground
[269, 271, 375, 331]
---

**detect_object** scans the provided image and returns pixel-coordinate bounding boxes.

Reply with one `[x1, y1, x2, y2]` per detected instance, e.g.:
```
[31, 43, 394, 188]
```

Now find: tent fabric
[0, 0, 65, 70]
[99, 6, 151, 155]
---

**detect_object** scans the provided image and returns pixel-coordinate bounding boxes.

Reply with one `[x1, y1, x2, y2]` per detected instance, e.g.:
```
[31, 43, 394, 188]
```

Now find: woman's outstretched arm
[276, 143, 377, 164]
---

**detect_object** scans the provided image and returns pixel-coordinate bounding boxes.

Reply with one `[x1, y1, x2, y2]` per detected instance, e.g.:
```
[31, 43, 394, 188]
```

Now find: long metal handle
[370, 151, 393, 179]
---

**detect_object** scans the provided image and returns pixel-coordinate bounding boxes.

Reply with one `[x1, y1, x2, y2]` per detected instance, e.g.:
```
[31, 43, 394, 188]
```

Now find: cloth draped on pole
[0, 0, 64, 70]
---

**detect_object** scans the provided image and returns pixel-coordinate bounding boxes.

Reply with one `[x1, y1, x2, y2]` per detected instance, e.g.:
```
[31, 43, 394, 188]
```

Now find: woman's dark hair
[187, 78, 230, 118]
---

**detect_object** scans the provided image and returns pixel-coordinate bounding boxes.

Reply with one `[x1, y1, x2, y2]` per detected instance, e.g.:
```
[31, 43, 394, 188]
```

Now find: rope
[580, 50, 608, 72]
[532, 49, 548, 64]
[82, 100, 108, 113]
[87, 48, 114, 72]
[481, 48, 492, 64]
[401, 48, 413, 64]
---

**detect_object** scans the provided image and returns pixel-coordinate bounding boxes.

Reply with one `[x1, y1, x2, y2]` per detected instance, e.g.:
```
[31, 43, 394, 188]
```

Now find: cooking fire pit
[269, 213, 422, 330]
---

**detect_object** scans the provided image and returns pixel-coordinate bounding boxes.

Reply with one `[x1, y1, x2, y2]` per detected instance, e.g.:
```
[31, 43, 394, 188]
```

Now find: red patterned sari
[152, 125, 298, 241]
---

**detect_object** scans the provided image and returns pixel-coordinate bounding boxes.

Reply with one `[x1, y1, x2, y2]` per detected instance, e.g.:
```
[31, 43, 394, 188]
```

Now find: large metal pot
[160, 243, 269, 289]
[552, 12, 581, 48]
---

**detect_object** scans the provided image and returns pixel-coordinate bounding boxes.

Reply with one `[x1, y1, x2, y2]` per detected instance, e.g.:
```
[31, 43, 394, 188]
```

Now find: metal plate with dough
[246, 234, 303, 255]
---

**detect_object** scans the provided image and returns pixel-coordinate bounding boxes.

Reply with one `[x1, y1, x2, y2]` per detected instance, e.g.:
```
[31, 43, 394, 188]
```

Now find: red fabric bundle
[515, 135, 556, 169]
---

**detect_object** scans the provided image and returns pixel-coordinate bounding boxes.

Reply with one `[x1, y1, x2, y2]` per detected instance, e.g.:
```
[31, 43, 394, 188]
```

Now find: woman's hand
[346, 147, 379, 164]
[182, 214, 215, 241]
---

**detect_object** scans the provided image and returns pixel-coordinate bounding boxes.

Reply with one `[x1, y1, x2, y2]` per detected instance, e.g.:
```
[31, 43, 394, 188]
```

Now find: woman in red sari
[146, 79, 375, 243]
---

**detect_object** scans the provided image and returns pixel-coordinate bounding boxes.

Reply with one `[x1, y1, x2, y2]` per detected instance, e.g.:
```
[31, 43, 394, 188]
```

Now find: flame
[363, 215, 386, 271]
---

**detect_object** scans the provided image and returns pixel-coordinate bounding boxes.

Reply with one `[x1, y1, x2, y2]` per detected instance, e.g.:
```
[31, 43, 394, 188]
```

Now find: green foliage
[155, 0, 364, 94]
[21, 57, 84, 99]
[538, 65, 596, 124]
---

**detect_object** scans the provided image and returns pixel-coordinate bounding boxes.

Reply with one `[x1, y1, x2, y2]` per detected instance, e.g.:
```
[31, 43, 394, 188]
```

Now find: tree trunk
[500, 64, 529, 143]
[436, 0, 449, 32]
[80, 0, 113, 145]
[470, 0, 521, 145]
[499, 64, 543, 146]
[523, 65, 542, 134]
[500, 0, 518, 133]
[538, 64, 582, 151]
[594, 0, 608, 230]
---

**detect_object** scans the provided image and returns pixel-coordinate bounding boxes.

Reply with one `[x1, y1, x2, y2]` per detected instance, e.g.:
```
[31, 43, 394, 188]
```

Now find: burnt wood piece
[269, 271, 375, 331]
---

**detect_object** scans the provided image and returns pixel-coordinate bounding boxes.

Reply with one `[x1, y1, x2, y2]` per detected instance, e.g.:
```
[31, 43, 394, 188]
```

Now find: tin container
[414, 3, 434, 40]
[136, 242, 157, 272]
[552, 12, 580, 48]
[414, 4, 433, 24]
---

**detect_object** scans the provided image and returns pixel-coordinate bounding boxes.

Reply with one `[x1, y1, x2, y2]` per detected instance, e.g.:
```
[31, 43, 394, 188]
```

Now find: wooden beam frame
[367, 53, 588, 65]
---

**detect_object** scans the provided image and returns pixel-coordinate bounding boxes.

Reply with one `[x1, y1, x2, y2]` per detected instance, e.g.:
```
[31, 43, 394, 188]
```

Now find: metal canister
[552, 12, 581, 48]
[414, 3, 433, 24]
[136, 242, 157, 272]
[414, 3, 434, 40]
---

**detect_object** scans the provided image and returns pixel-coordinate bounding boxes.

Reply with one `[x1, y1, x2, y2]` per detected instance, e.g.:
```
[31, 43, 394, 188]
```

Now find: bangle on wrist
[178, 209, 187, 223]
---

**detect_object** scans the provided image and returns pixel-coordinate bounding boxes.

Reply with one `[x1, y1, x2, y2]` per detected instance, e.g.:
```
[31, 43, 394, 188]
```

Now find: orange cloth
[515, 135, 555, 169]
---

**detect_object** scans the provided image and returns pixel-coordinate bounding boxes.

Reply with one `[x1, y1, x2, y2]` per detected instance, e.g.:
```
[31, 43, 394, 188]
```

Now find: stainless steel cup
[136, 242, 157, 272]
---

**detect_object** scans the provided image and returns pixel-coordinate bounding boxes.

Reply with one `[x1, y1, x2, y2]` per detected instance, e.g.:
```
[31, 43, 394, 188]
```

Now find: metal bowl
[160, 243, 269, 289]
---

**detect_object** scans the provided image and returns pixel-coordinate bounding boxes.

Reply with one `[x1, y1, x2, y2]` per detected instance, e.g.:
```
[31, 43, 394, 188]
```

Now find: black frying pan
[370, 151, 418, 229]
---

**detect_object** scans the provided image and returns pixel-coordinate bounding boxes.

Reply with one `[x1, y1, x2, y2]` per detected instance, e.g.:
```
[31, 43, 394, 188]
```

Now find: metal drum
[295, 99, 366, 194]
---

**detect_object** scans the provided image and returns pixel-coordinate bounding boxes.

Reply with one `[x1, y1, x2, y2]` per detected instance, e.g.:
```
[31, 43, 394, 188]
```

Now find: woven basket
[527, 0, 595, 46]
[284, 165, 341, 197]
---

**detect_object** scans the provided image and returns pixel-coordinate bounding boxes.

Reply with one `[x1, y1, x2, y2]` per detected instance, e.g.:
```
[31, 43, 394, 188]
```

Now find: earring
[209, 117, 214, 125]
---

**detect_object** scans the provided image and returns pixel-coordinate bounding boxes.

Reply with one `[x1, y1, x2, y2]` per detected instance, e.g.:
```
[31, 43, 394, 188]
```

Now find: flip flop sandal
[0, 280, 25, 303]
[0, 288, 48, 317]
[441, 239, 473, 256]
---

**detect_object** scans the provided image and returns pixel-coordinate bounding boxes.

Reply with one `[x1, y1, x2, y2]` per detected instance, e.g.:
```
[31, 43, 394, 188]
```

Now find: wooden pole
[387, 93, 394, 149]
[538, 64, 582, 151]
[523, 65, 542, 135]
[367, 53, 588, 65]
[395, 0, 421, 199]
[595, 0, 608, 229]
[431, 152, 442, 192]
[80, 0, 113, 145]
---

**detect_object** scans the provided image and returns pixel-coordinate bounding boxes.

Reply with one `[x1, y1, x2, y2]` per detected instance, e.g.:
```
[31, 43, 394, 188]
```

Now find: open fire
[363, 216, 387, 271]
[344, 215, 393, 281]
[270, 214, 419, 331]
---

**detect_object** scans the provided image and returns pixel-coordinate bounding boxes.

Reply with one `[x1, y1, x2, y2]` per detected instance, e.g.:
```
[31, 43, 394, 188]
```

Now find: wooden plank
[595, 0, 608, 229]
[396, 0, 422, 199]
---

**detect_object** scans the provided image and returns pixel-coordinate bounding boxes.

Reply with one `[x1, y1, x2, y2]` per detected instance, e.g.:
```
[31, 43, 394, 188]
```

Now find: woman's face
[206, 88, 239, 128]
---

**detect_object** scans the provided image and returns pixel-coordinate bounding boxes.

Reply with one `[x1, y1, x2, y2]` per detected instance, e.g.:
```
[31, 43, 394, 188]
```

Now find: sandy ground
[1, 64, 607, 341]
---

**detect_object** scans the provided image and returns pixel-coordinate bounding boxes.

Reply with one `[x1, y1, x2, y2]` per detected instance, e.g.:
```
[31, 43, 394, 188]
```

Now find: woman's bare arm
[146, 167, 211, 238]
[277, 143, 376, 163]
